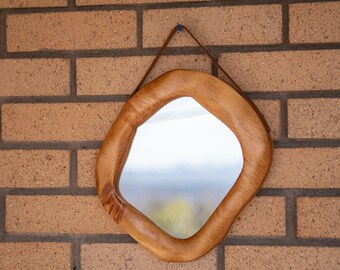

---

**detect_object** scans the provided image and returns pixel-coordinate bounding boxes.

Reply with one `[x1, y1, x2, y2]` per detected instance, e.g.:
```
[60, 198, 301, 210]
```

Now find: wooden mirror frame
[96, 69, 273, 262]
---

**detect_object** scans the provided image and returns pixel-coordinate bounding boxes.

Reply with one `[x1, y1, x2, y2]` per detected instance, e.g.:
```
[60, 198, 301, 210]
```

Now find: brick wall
[0, 0, 339, 269]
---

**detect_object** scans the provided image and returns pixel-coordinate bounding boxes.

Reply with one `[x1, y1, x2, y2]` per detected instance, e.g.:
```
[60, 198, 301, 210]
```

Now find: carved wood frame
[96, 70, 273, 262]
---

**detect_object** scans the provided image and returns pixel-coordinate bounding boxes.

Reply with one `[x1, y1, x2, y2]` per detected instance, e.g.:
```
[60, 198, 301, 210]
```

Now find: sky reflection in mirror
[119, 97, 243, 239]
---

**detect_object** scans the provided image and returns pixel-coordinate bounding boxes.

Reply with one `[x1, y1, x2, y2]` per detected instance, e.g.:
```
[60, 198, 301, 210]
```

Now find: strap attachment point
[176, 24, 183, 32]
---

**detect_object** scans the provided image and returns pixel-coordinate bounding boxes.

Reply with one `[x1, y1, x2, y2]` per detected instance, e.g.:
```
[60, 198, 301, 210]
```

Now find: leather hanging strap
[132, 24, 243, 95]
[132, 26, 178, 95]
[132, 24, 270, 132]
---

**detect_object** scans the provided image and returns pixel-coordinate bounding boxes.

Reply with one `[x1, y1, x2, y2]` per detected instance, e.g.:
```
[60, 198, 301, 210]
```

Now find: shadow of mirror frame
[96, 69, 273, 262]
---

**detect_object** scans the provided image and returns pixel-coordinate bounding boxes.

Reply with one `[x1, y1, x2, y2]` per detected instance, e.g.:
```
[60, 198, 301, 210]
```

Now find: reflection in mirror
[119, 97, 243, 239]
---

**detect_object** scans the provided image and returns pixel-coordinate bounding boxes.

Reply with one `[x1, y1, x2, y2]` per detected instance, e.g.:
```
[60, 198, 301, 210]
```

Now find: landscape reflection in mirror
[119, 97, 243, 239]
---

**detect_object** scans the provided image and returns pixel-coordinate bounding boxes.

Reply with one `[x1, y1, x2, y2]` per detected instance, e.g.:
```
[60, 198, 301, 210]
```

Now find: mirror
[119, 97, 243, 239]
[97, 70, 273, 261]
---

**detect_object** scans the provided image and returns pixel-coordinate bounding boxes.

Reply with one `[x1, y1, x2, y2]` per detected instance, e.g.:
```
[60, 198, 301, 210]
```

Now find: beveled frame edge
[96, 70, 273, 262]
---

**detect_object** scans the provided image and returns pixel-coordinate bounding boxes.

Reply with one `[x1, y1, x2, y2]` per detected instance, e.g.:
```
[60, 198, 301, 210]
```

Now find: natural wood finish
[96, 70, 273, 262]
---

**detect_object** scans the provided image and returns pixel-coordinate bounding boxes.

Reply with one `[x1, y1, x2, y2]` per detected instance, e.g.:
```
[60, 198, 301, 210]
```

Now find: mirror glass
[119, 97, 243, 239]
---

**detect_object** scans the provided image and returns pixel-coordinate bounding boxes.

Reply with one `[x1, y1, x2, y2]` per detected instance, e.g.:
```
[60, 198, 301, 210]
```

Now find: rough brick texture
[0, 243, 71, 270]
[290, 2, 340, 43]
[0, 0, 67, 8]
[81, 243, 217, 270]
[0, 150, 69, 188]
[297, 197, 340, 238]
[0, 59, 69, 96]
[7, 11, 136, 52]
[2, 102, 123, 141]
[229, 197, 285, 236]
[219, 50, 340, 91]
[1, 1, 339, 268]
[143, 6, 282, 47]
[225, 246, 340, 270]
[288, 98, 340, 139]
[77, 55, 211, 95]
[77, 149, 98, 187]
[265, 148, 340, 188]
[6, 195, 125, 234]
[77, 0, 208, 4]
[253, 100, 280, 140]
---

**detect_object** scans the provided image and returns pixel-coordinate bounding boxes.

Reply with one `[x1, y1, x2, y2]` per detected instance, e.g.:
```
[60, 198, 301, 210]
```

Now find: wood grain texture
[96, 70, 273, 262]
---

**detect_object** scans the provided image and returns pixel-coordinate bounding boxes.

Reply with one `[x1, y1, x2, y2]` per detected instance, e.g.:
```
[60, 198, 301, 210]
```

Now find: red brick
[290, 2, 340, 43]
[81, 243, 216, 270]
[219, 50, 340, 91]
[78, 149, 98, 187]
[0, 243, 71, 270]
[7, 11, 136, 52]
[143, 6, 282, 47]
[77, 0, 209, 4]
[253, 100, 280, 140]
[229, 197, 285, 236]
[297, 197, 340, 238]
[0, 150, 69, 188]
[6, 195, 125, 234]
[265, 148, 340, 188]
[225, 246, 340, 270]
[0, 0, 67, 8]
[77, 55, 211, 95]
[2, 102, 123, 141]
[0, 59, 69, 96]
[288, 98, 340, 139]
